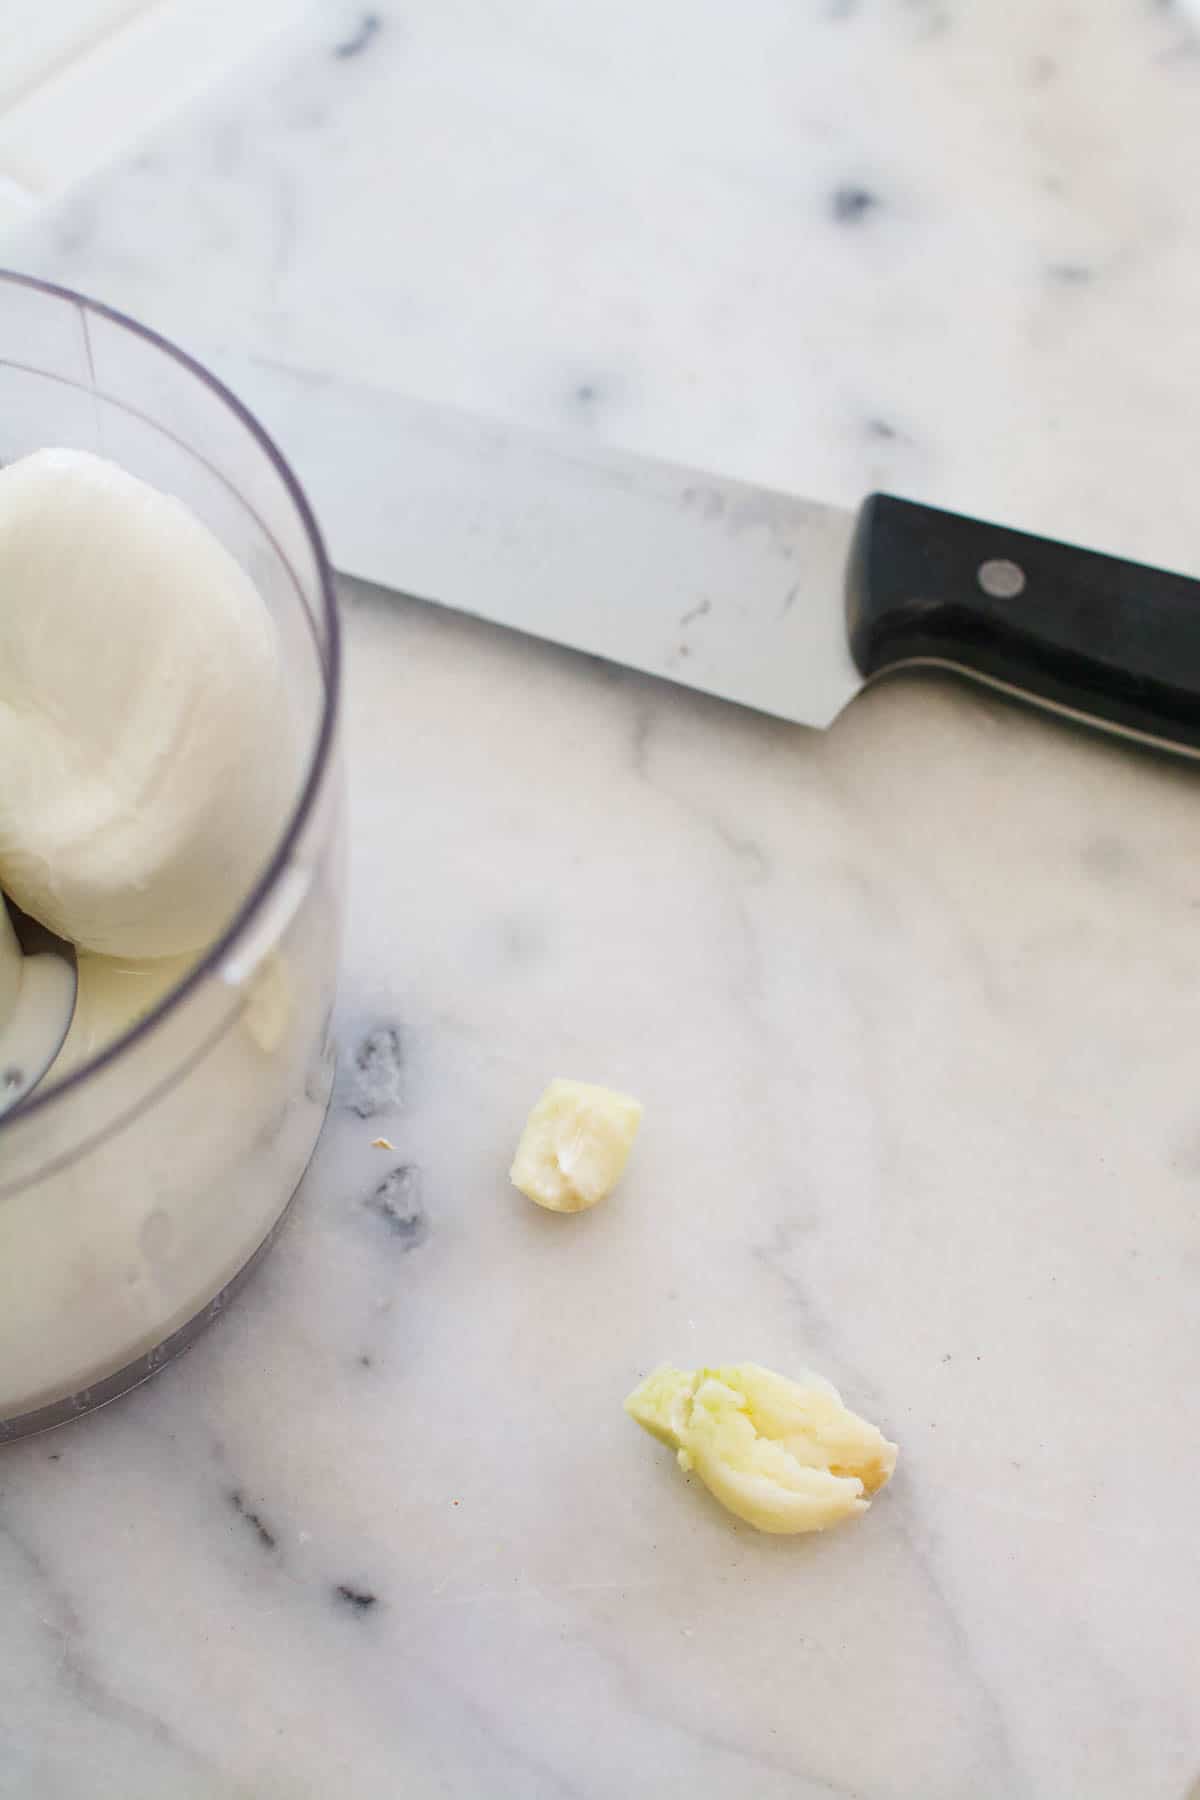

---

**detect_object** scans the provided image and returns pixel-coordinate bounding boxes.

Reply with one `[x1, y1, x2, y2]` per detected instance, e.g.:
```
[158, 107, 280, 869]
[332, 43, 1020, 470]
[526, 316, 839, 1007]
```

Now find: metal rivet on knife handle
[977, 558, 1027, 600]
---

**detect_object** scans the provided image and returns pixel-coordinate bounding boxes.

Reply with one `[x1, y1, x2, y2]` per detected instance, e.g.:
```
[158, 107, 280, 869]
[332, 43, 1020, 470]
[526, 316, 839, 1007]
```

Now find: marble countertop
[0, 0, 305, 231]
[3, 3, 1200, 1795]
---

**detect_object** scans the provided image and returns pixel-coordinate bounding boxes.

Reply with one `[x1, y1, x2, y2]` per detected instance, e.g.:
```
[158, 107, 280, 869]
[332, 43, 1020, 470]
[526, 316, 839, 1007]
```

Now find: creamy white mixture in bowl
[0, 273, 343, 1438]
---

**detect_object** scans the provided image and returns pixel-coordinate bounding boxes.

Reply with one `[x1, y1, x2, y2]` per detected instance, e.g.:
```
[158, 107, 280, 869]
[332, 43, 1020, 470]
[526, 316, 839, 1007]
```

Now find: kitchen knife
[214, 348, 1200, 756]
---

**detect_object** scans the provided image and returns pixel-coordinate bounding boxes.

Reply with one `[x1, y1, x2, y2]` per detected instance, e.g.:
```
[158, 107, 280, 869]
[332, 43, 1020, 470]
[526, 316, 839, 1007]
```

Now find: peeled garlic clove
[625, 1361, 897, 1535]
[510, 1078, 642, 1212]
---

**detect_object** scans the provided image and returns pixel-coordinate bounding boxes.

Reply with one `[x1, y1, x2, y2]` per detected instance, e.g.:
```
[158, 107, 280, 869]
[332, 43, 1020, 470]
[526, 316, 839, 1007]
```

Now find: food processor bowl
[0, 272, 343, 1439]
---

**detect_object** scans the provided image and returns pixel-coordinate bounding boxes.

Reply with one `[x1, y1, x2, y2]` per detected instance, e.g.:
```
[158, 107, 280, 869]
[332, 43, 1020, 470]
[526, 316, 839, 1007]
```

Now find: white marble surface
[5, 589, 1200, 1798]
[7, 0, 1200, 566]
[3, 3, 1200, 1796]
[0, 0, 305, 229]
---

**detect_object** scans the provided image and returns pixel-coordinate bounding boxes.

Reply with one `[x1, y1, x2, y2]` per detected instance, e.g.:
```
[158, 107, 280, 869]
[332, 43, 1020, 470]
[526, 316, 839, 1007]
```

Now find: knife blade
[212, 348, 1200, 756]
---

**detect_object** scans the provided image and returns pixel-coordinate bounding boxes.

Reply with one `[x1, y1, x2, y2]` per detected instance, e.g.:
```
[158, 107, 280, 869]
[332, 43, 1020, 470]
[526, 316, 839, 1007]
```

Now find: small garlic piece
[510, 1078, 642, 1212]
[625, 1361, 897, 1535]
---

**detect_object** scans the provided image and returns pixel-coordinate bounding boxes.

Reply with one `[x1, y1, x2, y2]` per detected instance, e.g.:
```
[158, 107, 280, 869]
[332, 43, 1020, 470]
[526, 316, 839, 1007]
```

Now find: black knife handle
[845, 494, 1200, 754]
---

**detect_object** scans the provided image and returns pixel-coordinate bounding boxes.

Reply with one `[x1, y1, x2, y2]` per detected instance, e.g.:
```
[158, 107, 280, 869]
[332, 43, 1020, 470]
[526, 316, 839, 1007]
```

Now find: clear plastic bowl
[0, 272, 343, 1439]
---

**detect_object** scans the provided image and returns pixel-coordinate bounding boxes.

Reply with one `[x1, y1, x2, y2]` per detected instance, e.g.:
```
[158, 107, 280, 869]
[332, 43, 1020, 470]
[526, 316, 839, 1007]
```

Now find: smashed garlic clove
[510, 1078, 642, 1212]
[625, 1361, 897, 1535]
